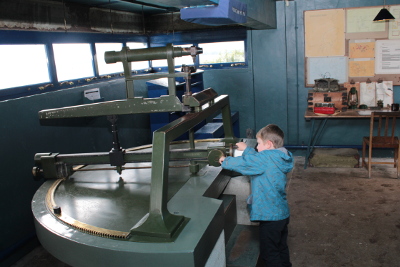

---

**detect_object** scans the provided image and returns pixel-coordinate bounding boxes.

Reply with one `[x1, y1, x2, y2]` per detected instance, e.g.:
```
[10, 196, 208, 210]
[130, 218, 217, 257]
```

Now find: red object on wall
[314, 106, 336, 114]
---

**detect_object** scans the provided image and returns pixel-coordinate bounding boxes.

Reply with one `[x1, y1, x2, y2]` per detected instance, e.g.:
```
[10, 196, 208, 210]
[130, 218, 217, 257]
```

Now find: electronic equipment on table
[308, 89, 348, 113]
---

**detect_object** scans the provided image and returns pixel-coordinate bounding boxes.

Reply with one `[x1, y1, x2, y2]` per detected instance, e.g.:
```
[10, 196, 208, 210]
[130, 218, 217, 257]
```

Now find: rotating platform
[32, 142, 230, 267]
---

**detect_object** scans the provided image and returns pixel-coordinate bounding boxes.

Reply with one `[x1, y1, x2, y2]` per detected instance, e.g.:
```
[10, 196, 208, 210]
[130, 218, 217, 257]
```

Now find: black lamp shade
[373, 8, 395, 21]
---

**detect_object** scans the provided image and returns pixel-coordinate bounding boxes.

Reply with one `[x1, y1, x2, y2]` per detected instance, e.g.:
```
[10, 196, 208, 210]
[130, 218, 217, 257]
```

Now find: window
[0, 44, 50, 89]
[199, 41, 245, 64]
[126, 42, 149, 71]
[53, 43, 94, 81]
[95, 43, 123, 75]
[0, 29, 246, 100]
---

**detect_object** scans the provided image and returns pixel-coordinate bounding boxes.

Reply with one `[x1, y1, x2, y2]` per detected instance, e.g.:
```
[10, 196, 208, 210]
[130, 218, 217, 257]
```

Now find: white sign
[84, 88, 101, 100]
[375, 40, 400, 74]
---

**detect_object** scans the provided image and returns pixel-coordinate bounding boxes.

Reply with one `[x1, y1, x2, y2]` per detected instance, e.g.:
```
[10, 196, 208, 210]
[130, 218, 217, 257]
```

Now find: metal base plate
[32, 142, 229, 267]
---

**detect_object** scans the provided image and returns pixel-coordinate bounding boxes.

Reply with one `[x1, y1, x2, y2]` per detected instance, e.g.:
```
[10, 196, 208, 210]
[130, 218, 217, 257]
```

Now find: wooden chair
[362, 111, 400, 178]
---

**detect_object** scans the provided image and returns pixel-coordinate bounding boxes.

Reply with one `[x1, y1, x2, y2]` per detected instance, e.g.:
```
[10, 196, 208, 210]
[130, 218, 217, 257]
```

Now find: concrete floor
[288, 156, 400, 267]
[10, 156, 400, 267]
[10, 246, 70, 267]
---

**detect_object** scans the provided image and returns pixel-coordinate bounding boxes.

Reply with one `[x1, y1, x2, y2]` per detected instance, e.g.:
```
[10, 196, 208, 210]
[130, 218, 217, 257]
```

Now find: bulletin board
[305, 5, 400, 87]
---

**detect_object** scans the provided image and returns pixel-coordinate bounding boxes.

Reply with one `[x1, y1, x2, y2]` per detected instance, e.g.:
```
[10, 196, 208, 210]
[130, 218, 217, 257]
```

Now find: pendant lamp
[373, 0, 395, 21]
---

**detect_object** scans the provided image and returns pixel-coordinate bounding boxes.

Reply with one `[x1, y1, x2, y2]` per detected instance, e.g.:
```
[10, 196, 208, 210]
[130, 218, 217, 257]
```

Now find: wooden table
[303, 109, 388, 169]
[304, 109, 373, 120]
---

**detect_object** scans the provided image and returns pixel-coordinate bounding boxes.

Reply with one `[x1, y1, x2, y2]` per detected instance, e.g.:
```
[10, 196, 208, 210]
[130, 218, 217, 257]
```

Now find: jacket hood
[260, 147, 293, 174]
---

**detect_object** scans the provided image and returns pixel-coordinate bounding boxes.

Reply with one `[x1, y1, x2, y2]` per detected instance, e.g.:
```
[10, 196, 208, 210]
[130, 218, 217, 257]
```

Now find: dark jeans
[259, 217, 291, 267]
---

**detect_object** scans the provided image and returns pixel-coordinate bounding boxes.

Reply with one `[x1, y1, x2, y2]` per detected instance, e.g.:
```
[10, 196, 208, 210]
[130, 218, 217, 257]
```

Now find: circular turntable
[32, 141, 228, 267]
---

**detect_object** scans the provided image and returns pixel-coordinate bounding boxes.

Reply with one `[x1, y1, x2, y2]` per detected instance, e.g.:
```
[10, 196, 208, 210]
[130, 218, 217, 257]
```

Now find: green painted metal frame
[130, 94, 237, 240]
[105, 44, 201, 98]
[39, 95, 184, 119]
[33, 43, 238, 241]
[34, 146, 226, 180]
[39, 44, 202, 119]
[32, 163, 228, 266]
[34, 95, 237, 241]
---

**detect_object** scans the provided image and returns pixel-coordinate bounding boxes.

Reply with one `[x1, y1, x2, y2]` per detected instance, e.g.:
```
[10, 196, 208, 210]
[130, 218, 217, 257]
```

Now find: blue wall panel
[200, 0, 400, 146]
[0, 79, 151, 264]
[244, 0, 400, 146]
[251, 3, 289, 138]
[203, 68, 254, 138]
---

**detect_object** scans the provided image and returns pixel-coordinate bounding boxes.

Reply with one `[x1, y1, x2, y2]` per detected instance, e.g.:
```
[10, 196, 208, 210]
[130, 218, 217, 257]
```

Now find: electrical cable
[109, 0, 114, 34]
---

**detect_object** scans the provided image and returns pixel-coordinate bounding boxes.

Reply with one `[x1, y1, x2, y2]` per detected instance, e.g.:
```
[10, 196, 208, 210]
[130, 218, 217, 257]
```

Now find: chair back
[370, 111, 400, 145]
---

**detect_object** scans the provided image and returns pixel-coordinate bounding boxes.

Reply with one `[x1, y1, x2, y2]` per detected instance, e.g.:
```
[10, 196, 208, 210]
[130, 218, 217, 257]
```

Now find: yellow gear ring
[45, 178, 130, 240]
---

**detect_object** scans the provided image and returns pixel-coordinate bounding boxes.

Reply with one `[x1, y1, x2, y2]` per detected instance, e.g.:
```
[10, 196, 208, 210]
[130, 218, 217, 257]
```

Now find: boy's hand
[235, 142, 247, 151]
[219, 156, 226, 164]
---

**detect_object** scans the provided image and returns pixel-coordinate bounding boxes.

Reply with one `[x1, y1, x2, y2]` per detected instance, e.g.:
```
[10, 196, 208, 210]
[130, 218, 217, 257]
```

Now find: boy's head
[256, 124, 284, 151]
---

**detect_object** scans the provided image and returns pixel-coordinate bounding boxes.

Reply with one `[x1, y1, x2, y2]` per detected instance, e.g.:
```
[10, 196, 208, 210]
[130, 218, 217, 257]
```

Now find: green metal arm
[33, 147, 228, 179]
[130, 94, 237, 241]
[39, 95, 183, 119]
[33, 93, 237, 241]
[33, 44, 238, 242]
[105, 44, 203, 98]
[39, 88, 220, 120]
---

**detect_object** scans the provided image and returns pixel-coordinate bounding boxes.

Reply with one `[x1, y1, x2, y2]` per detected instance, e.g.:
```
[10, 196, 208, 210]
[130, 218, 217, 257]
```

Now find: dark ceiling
[59, 0, 219, 15]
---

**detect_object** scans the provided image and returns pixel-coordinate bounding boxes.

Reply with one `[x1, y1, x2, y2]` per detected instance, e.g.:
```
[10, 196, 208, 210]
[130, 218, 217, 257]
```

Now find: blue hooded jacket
[221, 146, 293, 221]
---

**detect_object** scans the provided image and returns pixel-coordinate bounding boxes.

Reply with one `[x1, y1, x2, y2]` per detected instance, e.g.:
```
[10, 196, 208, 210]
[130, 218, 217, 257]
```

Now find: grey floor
[10, 246, 70, 267]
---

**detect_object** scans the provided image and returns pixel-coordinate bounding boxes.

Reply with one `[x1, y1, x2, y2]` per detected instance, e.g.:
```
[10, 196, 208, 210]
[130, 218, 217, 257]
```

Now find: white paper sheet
[389, 6, 400, 39]
[376, 81, 394, 107]
[375, 40, 400, 74]
[84, 88, 101, 100]
[360, 82, 376, 107]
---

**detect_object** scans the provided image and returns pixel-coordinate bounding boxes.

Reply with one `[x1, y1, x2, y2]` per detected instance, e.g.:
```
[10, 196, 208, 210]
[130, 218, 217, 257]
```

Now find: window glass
[126, 42, 149, 70]
[0, 44, 50, 89]
[199, 41, 245, 64]
[53, 43, 94, 81]
[151, 58, 167, 68]
[152, 44, 194, 68]
[95, 43, 123, 75]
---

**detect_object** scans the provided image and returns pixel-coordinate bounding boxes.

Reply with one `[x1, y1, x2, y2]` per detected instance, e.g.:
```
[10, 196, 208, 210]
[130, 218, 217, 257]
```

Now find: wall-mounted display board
[307, 56, 348, 84]
[305, 5, 400, 87]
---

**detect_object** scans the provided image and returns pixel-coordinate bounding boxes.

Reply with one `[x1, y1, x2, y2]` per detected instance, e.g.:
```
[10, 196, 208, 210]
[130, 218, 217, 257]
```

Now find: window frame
[149, 27, 247, 71]
[149, 41, 248, 72]
[0, 28, 247, 101]
[0, 31, 150, 100]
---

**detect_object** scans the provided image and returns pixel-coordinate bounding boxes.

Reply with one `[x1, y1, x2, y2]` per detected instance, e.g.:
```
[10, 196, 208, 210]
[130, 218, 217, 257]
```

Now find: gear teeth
[58, 218, 129, 239]
[46, 179, 129, 240]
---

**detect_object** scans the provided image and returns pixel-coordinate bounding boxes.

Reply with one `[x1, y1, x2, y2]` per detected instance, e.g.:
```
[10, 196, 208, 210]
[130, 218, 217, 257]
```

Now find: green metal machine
[32, 44, 241, 266]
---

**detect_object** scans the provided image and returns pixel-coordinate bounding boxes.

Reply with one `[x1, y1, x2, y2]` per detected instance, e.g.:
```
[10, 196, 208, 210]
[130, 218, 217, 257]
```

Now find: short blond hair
[256, 124, 284, 148]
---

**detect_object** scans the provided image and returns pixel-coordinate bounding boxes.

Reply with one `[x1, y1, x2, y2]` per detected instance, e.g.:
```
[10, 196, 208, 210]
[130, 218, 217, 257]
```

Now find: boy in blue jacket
[219, 124, 293, 267]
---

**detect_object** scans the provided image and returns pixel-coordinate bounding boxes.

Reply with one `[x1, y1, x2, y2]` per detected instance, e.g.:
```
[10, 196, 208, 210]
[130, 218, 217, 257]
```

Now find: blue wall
[0, 79, 150, 265]
[206, 0, 400, 146]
